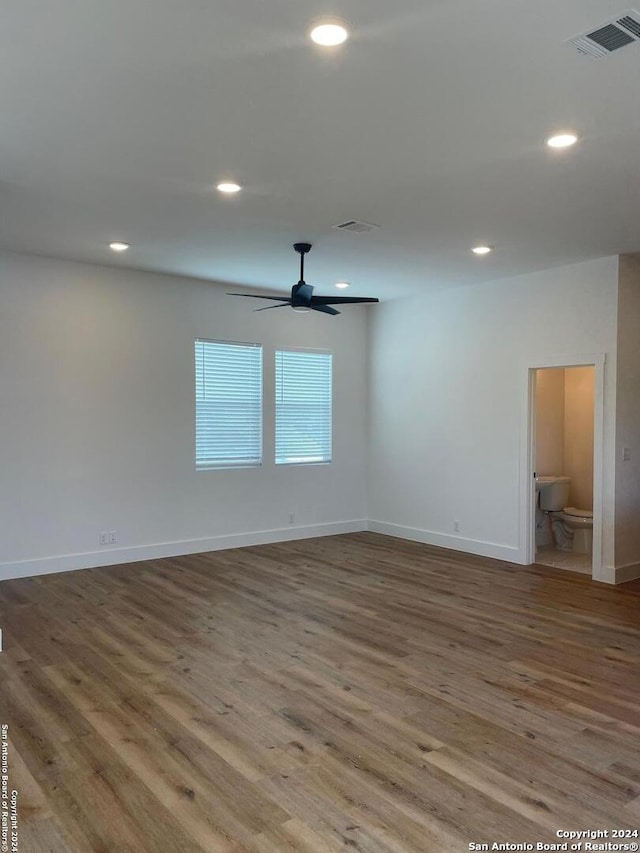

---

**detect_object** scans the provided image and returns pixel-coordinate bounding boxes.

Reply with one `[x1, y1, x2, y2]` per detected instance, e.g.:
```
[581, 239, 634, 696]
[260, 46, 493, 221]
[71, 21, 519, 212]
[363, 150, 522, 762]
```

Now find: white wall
[615, 254, 640, 575]
[0, 252, 368, 580]
[368, 256, 619, 577]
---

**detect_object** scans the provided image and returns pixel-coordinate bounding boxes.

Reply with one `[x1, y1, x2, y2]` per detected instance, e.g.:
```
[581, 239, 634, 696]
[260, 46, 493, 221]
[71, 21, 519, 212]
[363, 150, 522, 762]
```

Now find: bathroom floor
[535, 546, 591, 575]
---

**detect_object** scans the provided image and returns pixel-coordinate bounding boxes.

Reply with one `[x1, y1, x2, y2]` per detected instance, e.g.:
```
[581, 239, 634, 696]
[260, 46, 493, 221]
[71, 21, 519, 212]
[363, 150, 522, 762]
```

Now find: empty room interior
[1, 1, 640, 851]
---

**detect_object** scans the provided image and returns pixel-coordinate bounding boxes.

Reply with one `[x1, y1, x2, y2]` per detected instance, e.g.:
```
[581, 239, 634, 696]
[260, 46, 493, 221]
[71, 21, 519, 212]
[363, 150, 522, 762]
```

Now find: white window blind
[275, 350, 332, 465]
[195, 339, 262, 469]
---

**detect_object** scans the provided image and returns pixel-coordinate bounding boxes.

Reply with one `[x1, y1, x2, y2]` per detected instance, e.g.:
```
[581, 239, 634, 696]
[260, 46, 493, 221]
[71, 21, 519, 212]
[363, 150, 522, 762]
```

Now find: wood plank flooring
[1, 532, 639, 852]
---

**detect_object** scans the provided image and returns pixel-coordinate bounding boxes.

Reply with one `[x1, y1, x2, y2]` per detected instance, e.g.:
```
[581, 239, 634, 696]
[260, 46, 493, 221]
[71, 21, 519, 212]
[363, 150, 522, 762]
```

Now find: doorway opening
[522, 354, 605, 580]
[534, 366, 595, 574]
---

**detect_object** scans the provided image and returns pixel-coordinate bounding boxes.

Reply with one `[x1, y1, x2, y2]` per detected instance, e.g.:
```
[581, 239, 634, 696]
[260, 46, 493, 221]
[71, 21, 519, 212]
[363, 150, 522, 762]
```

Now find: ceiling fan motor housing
[291, 281, 313, 307]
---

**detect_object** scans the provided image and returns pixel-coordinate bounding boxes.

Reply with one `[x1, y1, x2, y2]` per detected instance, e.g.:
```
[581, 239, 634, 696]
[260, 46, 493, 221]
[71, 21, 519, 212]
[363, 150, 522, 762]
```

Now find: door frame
[520, 353, 605, 580]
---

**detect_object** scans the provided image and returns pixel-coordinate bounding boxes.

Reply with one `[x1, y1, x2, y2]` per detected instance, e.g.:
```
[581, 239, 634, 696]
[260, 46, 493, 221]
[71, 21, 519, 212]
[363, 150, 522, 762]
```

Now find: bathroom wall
[535, 366, 594, 512]
[535, 368, 565, 476]
[564, 367, 594, 511]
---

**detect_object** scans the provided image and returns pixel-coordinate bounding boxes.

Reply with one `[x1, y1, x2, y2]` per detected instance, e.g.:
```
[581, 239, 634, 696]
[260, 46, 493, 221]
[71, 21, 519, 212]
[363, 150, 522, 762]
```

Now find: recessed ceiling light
[335, 281, 350, 289]
[310, 21, 349, 46]
[216, 182, 242, 194]
[546, 133, 578, 149]
[472, 245, 492, 255]
[109, 241, 130, 252]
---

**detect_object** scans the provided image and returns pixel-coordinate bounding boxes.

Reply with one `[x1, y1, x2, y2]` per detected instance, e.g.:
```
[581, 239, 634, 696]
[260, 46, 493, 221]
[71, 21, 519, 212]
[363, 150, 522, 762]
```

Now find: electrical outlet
[453, 520, 460, 533]
[288, 512, 295, 524]
[99, 531, 108, 546]
[109, 530, 117, 544]
[623, 447, 631, 462]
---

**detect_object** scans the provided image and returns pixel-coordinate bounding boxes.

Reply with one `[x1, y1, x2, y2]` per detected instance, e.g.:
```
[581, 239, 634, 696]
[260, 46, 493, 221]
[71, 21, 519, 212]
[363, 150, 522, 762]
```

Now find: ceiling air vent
[333, 219, 379, 234]
[568, 11, 640, 57]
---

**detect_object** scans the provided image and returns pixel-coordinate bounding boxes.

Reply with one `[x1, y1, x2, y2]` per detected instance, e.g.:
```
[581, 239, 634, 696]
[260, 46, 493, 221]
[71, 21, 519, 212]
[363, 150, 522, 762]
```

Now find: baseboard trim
[7, 520, 625, 584]
[367, 520, 521, 563]
[0, 519, 368, 582]
[615, 562, 640, 584]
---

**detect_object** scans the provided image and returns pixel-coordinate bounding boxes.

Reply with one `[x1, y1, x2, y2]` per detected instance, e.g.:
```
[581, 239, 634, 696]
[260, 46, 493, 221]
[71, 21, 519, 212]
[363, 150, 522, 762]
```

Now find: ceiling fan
[227, 243, 379, 316]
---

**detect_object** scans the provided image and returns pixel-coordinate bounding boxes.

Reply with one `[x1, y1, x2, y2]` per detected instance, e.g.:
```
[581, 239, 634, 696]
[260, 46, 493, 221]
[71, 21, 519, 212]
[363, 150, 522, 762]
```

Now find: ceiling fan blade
[254, 302, 292, 312]
[311, 304, 340, 316]
[311, 296, 380, 305]
[227, 293, 290, 301]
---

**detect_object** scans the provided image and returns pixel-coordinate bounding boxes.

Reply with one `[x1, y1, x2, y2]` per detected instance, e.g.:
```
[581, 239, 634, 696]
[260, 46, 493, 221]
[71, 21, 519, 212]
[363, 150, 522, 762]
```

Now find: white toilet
[551, 508, 593, 553]
[538, 476, 593, 554]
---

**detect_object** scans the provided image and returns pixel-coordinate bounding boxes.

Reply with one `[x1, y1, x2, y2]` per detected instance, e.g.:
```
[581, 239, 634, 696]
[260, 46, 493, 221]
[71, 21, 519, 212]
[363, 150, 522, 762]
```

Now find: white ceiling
[1, 0, 640, 299]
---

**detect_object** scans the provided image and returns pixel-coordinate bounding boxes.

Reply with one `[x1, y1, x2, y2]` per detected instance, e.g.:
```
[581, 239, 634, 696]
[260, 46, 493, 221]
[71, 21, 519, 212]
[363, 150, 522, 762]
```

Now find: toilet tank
[539, 477, 571, 511]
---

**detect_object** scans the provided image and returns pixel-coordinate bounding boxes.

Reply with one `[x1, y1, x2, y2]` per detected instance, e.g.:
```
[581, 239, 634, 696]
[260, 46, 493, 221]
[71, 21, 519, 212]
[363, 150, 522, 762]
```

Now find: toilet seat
[562, 507, 593, 520]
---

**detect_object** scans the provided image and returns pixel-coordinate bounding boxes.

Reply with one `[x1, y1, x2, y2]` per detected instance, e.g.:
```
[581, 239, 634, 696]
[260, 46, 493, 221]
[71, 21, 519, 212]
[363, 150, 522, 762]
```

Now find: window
[275, 349, 332, 465]
[195, 339, 262, 469]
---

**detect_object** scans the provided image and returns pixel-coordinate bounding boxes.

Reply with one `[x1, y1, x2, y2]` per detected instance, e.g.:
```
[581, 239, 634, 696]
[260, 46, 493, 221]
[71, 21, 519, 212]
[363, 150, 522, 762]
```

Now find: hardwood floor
[1, 532, 639, 852]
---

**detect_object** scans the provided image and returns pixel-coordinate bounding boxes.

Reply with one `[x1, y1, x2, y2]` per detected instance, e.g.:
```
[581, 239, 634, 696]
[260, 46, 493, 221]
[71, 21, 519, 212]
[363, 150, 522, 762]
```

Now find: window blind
[275, 350, 332, 465]
[195, 339, 262, 469]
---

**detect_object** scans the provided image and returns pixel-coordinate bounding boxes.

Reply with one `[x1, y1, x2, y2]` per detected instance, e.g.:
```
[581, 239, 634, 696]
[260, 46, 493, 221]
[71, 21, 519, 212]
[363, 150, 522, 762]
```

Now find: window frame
[274, 346, 333, 467]
[194, 337, 263, 471]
